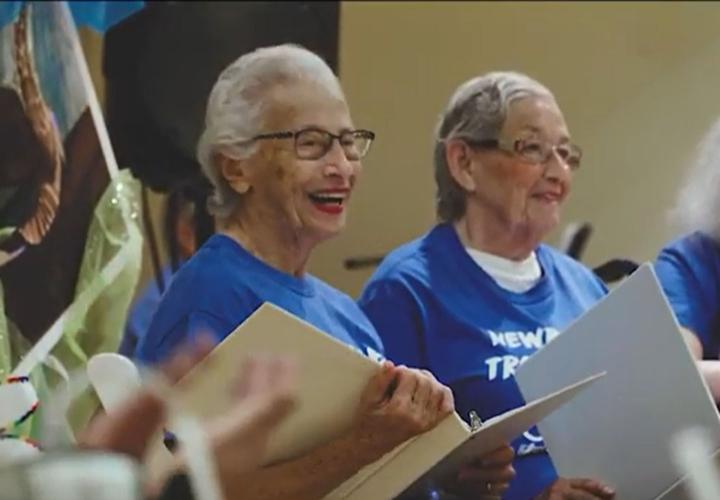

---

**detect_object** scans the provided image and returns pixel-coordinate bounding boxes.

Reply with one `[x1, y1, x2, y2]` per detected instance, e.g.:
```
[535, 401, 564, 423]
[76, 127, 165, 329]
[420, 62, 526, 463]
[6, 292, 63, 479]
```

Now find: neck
[218, 212, 314, 277]
[454, 205, 542, 262]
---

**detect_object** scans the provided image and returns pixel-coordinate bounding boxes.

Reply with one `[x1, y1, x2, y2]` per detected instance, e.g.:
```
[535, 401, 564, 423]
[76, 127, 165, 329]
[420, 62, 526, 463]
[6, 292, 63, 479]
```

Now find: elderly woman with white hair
[135, 45, 513, 499]
[359, 72, 616, 499]
[655, 117, 720, 403]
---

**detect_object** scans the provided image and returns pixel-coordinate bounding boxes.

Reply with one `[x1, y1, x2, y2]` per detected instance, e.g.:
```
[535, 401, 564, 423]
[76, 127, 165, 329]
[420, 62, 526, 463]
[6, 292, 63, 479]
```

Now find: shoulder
[537, 244, 607, 295]
[138, 239, 265, 363]
[655, 232, 720, 351]
[658, 232, 720, 264]
[164, 241, 252, 305]
[358, 229, 456, 321]
[308, 275, 376, 322]
[150, 236, 262, 331]
[307, 275, 385, 355]
[366, 225, 451, 288]
[309, 274, 358, 305]
[655, 231, 720, 295]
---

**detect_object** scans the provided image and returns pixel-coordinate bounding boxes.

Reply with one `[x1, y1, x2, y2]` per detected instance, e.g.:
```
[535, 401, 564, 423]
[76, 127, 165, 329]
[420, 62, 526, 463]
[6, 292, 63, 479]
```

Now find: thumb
[360, 360, 396, 407]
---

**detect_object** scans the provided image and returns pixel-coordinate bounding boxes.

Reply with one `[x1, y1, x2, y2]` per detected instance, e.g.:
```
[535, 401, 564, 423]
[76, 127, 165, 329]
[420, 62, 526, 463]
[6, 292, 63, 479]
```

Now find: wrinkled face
[466, 95, 574, 238]
[224, 80, 361, 246]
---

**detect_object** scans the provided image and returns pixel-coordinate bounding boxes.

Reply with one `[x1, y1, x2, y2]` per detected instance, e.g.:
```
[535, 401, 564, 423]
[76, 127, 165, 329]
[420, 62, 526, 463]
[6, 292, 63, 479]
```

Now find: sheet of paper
[515, 264, 720, 499]
[174, 302, 382, 464]
[394, 372, 605, 499]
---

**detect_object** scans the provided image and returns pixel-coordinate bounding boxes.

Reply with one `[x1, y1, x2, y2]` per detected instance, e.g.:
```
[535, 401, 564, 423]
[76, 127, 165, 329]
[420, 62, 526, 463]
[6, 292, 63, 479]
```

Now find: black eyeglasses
[251, 127, 376, 161]
[464, 136, 583, 171]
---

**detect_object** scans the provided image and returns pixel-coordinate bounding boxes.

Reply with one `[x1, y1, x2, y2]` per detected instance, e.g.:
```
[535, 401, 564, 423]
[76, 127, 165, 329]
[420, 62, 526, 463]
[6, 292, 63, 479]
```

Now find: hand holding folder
[149, 303, 602, 499]
[342, 361, 455, 463]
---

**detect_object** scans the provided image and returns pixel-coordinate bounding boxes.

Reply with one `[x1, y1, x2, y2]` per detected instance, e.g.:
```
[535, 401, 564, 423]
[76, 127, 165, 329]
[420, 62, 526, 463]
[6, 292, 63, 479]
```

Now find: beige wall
[307, 1, 720, 296]
[81, 3, 720, 299]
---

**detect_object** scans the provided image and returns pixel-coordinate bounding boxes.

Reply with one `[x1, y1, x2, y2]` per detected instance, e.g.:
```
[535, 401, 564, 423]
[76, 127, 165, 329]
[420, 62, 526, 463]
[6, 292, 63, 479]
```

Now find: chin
[308, 221, 346, 244]
[540, 220, 560, 238]
[528, 213, 560, 238]
[532, 204, 561, 223]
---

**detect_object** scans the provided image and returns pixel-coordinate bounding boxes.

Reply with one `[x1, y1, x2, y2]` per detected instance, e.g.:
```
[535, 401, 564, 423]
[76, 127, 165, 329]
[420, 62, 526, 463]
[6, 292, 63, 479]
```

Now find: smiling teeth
[310, 193, 345, 204]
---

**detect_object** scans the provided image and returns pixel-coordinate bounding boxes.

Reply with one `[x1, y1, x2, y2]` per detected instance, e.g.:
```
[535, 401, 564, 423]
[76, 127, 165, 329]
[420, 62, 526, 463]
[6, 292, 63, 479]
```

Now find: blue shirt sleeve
[134, 311, 230, 366]
[655, 237, 719, 356]
[358, 279, 426, 369]
[120, 283, 163, 357]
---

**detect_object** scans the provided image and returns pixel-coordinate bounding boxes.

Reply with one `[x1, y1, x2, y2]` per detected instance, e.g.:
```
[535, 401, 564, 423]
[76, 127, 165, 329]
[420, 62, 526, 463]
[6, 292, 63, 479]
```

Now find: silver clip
[469, 410, 482, 432]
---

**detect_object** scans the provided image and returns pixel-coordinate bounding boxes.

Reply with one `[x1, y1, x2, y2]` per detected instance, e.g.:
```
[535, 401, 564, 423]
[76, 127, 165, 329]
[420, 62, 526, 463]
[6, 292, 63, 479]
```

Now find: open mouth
[308, 191, 348, 215]
[308, 193, 345, 206]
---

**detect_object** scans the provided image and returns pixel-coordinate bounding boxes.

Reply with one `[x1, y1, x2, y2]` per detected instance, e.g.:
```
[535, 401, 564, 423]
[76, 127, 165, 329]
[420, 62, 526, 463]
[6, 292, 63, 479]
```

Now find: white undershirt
[465, 247, 542, 293]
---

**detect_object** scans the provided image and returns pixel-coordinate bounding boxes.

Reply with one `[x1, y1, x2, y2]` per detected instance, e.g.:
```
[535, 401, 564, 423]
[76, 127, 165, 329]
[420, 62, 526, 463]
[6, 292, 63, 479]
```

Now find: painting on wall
[0, 1, 112, 343]
[0, 2, 143, 438]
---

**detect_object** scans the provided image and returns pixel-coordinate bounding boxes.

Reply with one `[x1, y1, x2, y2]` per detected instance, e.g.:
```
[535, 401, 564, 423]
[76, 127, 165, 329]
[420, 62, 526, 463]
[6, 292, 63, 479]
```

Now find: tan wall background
[308, 1, 720, 297]
[81, 2, 720, 299]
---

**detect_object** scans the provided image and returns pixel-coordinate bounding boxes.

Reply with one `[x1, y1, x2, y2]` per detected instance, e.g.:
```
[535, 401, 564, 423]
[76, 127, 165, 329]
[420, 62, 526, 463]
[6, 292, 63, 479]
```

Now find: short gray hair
[433, 71, 554, 221]
[196, 44, 344, 217]
[672, 117, 720, 240]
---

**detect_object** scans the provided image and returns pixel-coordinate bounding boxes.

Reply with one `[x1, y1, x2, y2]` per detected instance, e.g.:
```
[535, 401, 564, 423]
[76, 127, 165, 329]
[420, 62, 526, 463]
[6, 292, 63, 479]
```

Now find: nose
[543, 149, 573, 186]
[322, 140, 358, 180]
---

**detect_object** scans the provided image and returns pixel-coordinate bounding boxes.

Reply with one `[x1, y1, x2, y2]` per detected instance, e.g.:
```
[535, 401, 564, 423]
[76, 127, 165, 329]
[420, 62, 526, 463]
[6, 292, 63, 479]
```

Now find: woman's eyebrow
[296, 124, 355, 134]
[518, 125, 570, 142]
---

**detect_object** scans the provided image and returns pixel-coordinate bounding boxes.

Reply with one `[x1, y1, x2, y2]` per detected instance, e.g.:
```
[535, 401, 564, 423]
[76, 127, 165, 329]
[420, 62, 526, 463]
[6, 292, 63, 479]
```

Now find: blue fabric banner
[0, 1, 144, 31]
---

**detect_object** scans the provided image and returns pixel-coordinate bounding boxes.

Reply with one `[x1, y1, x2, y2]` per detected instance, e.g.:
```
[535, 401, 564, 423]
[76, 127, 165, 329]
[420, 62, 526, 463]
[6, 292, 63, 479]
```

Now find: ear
[445, 139, 477, 192]
[216, 152, 251, 194]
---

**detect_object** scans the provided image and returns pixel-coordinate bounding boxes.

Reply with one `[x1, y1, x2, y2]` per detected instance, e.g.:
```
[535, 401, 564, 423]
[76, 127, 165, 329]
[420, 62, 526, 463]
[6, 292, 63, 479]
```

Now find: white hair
[433, 71, 555, 221]
[196, 44, 344, 217]
[672, 117, 720, 240]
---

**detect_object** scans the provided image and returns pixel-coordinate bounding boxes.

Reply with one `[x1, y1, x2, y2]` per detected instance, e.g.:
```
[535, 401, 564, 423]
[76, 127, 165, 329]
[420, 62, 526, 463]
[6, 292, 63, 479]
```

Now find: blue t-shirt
[655, 231, 720, 358]
[135, 234, 384, 365]
[120, 264, 178, 357]
[358, 223, 607, 500]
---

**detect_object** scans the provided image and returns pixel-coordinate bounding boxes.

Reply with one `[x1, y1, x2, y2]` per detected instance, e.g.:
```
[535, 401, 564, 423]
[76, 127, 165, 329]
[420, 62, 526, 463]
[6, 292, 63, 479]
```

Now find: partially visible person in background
[359, 71, 615, 500]
[655, 116, 720, 402]
[119, 189, 198, 356]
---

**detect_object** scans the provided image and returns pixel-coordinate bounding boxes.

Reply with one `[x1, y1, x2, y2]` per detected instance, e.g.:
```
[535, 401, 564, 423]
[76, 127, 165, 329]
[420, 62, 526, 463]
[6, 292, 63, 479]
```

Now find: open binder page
[328, 413, 470, 500]
[516, 264, 720, 499]
[393, 372, 604, 500]
[174, 303, 382, 464]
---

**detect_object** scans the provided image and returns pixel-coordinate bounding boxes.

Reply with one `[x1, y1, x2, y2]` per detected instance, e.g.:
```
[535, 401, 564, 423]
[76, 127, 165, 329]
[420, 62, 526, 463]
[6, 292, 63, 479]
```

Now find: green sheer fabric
[0, 169, 143, 437]
[0, 282, 10, 379]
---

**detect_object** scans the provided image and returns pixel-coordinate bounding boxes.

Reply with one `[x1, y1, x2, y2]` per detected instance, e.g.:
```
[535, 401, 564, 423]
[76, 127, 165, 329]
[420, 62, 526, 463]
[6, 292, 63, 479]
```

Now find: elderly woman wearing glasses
[135, 46, 513, 500]
[359, 72, 615, 500]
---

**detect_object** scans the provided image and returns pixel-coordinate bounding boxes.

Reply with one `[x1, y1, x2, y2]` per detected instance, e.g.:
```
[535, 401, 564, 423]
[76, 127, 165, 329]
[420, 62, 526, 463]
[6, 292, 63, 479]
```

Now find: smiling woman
[130, 44, 511, 500]
[247, 126, 374, 217]
[359, 71, 616, 500]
